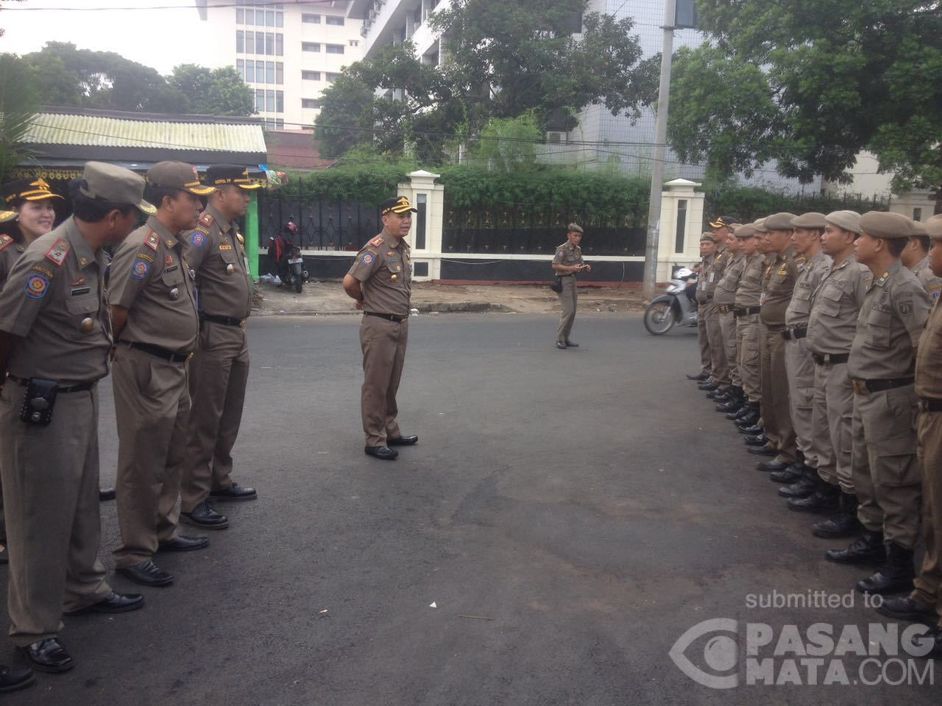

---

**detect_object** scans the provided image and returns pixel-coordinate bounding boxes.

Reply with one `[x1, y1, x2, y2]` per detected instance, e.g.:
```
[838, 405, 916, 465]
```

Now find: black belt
[734, 306, 761, 317]
[919, 398, 942, 412]
[201, 313, 247, 328]
[812, 352, 850, 366]
[851, 377, 915, 395]
[6, 374, 95, 394]
[782, 326, 807, 341]
[765, 324, 786, 332]
[365, 312, 408, 323]
[717, 303, 735, 314]
[120, 341, 193, 364]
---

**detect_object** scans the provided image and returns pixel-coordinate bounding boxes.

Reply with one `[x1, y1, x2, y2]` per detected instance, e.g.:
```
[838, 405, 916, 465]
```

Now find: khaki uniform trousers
[785, 338, 816, 466]
[180, 322, 249, 513]
[851, 385, 921, 549]
[913, 410, 942, 627]
[719, 310, 740, 388]
[556, 276, 577, 344]
[697, 307, 711, 375]
[0, 383, 111, 646]
[113, 346, 188, 567]
[360, 314, 409, 447]
[736, 314, 761, 402]
[812, 362, 855, 492]
[704, 302, 729, 386]
[759, 325, 796, 463]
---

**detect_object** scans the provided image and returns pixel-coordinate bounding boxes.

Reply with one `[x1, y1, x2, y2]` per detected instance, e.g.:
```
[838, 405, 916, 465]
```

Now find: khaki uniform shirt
[785, 251, 831, 327]
[806, 255, 872, 356]
[912, 256, 942, 303]
[734, 253, 764, 308]
[552, 242, 584, 274]
[701, 246, 730, 298]
[0, 218, 110, 384]
[0, 234, 27, 287]
[714, 253, 745, 306]
[916, 300, 942, 399]
[760, 249, 798, 327]
[696, 254, 715, 303]
[108, 216, 199, 353]
[347, 232, 412, 316]
[182, 205, 252, 320]
[848, 261, 931, 380]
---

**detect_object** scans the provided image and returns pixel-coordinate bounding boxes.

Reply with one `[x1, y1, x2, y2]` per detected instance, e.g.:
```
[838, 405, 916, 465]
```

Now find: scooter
[285, 245, 307, 293]
[643, 267, 699, 335]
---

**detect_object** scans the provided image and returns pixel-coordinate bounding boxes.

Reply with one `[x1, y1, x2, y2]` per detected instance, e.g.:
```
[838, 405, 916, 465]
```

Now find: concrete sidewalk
[254, 280, 648, 316]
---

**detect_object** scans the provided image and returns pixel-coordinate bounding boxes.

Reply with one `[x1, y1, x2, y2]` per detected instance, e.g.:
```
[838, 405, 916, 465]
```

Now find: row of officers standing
[0, 162, 262, 686]
[692, 209, 942, 656]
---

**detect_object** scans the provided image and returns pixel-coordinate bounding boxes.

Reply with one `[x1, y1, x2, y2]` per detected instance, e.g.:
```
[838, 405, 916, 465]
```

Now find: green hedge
[704, 186, 888, 224]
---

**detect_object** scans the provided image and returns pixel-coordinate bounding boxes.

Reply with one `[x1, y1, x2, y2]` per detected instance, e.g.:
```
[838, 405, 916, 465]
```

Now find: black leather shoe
[98, 487, 116, 502]
[365, 446, 398, 460]
[757, 458, 789, 472]
[65, 591, 144, 616]
[210, 483, 257, 502]
[387, 435, 418, 446]
[769, 463, 803, 484]
[565, 340, 579, 347]
[716, 400, 740, 413]
[787, 480, 839, 513]
[812, 494, 862, 538]
[687, 372, 709, 381]
[20, 638, 72, 673]
[856, 543, 915, 595]
[778, 474, 817, 498]
[555, 341, 567, 349]
[698, 382, 718, 392]
[876, 596, 938, 623]
[748, 445, 777, 457]
[826, 530, 886, 565]
[117, 560, 173, 588]
[745, 434, 768, 446]
[0, 664, 34, 692]
[706, 390, 727, 401]
[738, 422, 763, 434]
[158, 535, 209, 552]
[181, 501, 229, 530]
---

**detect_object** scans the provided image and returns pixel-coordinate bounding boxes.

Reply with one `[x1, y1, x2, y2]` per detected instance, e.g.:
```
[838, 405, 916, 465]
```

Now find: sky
[0, 0, 228, 74]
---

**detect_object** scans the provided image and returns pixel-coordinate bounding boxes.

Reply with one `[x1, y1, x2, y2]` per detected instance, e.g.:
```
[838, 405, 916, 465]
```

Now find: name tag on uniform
[708, 273, 715, 283]
[219, 243, 233, 251]
[70, 287, 91, 296]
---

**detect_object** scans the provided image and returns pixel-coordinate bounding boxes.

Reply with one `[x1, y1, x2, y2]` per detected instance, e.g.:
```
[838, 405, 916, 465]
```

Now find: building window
[236, 8, 244, 24]
[276, 62, 283, 84]
[675, 199, 688, 254]
[255, 88, 265, 112]
[236, 58, 244, 80]
[276, 90, 284, 113]
[349, 39, 360, 46]
[302, 99, 322, 109]
[276, 34, 283, 56]
[255, 31, 264, 54]
[302, 42, 321, 52]
[302, 70, 321, 81]
[326, 16, 344, 26]
[302, 13, 321, 23]
[245, 59, 255, 83]
[326, 44, 344, 55]
[236, 30, 244, 53]
[325, 72, 341, 83]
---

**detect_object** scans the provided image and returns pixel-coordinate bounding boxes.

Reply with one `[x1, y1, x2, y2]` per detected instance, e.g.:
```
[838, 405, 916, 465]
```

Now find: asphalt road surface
[4, 314, 938, 705]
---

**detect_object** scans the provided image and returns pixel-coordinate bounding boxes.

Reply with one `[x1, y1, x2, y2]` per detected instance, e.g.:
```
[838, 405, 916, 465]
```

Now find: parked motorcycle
[285, 245, 308, 293]
[643, 267, 699, 335]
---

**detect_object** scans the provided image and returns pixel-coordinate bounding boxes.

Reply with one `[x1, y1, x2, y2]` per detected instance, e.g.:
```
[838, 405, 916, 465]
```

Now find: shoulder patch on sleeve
[24, 271, 50, 300]
[0, 234, 13, 252]
[144, 231, 160, 252]
[361, 252, 374, 265]
[44, 238, 70, 267]
[369, 236, 384, 247]
[189, 229, 208, 248]
[199, 212, 214, 228]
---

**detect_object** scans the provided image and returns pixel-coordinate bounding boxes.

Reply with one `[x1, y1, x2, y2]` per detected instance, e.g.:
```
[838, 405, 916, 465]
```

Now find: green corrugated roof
[21, 112, 267, 154]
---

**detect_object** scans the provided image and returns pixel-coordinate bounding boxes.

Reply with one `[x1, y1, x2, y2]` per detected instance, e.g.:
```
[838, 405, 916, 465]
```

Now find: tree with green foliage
[169, 65, 254, 116]
[668, 0, 942, 195]
[469, 114, 543, 172]
[0, 53, 38, 183]
[316, 0, 657, 161]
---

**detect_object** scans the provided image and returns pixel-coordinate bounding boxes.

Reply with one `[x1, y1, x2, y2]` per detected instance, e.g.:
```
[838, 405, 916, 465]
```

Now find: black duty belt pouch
[20, 378, 58, 426]
[549, 277, 563, 294]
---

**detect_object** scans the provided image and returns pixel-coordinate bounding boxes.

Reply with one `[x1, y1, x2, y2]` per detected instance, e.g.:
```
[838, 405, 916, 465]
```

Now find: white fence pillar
[398, 169, 444, 281]
[656, 178, 704, 282]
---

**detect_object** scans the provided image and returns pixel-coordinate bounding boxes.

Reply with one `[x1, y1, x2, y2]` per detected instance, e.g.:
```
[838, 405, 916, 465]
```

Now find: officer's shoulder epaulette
[199, 212, 215, 229]
[369, 235, 384, 248]
[0, 234, 13, 252]
[144, 230, 160, 252]
[44, 238, 70, 267]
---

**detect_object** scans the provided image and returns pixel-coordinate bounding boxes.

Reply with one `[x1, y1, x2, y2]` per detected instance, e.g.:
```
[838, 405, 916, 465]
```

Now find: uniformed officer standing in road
[901, 219, 942, 301]
[877, 214, 942, 657]
[712, 230, 746, 412]
[688, 233, 716, 381]
[0, 162, 147, 674]
[552, 223, 591, 349]
[109, 162, 212, 588]
[732, 221, 766, 430]
[179, 165, 260, 531]
[752, 213, 799, 473]
[827, 211, 931, 596]
[779, 213, 832, 510]
[799, 211, 872, 539]
[343, 196, 419, 461]
[701, 216, 734, 396]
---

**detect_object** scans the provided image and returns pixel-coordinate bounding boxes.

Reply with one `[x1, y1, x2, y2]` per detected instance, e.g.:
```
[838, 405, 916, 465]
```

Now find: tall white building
[198, 1, 365, 130]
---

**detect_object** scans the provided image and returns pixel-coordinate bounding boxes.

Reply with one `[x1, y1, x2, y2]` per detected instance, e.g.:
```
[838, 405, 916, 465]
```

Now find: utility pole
[642, 0, 677, 301]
